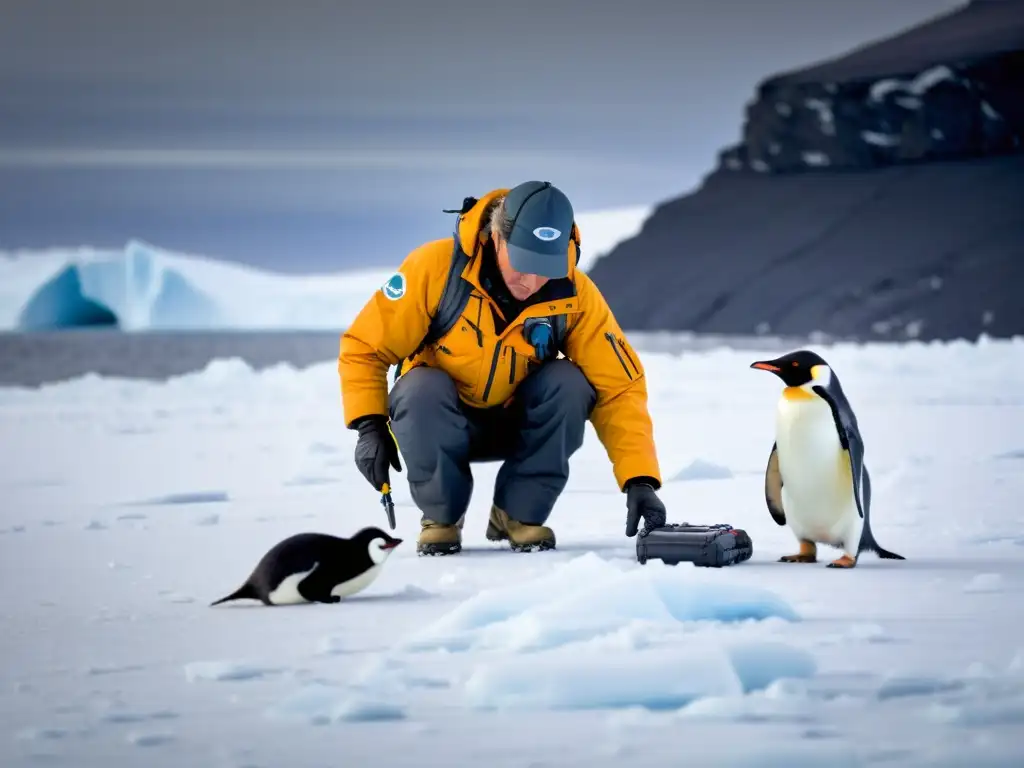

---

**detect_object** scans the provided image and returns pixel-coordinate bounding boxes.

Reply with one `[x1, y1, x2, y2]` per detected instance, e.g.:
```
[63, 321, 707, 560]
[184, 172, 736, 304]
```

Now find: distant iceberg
[16, 242, 222, 330]
[0, 205, 650, 331]
[0, 240, 395, 332]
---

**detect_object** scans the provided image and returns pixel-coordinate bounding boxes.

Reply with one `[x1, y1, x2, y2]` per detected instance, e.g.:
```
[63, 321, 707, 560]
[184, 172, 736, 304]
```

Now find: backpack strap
[392, 232, 474, 383]
[416, 233, 473, 358]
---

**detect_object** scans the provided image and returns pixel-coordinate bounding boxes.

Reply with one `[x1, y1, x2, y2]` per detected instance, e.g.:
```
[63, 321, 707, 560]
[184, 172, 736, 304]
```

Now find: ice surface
[0, 206, 647, 331]
[2, 336, 1024, 767]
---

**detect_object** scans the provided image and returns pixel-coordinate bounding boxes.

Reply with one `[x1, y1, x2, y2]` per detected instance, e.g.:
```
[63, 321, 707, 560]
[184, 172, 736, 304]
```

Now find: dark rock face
[590, 0, 1024, 342]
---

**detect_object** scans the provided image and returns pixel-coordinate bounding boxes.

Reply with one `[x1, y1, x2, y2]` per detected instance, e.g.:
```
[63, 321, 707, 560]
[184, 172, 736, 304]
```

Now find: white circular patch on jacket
[381, 272, 406, 300]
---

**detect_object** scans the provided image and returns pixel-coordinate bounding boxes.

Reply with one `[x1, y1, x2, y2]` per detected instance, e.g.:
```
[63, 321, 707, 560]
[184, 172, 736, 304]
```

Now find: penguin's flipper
[764, 442, 786, 526]
[297, 565, 342, 604]
[846, 426, 867, 521]
[812, 383, 865, 519]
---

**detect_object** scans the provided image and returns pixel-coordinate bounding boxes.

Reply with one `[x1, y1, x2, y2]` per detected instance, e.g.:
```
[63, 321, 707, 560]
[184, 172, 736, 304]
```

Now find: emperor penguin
[210, 527, 403, 606]
[750, 349, 904, 568]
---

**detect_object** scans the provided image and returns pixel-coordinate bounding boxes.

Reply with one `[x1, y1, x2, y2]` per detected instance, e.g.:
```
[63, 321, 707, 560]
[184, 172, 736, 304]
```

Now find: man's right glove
[624, 477, 667, 537]
[353, 415, 402, 492]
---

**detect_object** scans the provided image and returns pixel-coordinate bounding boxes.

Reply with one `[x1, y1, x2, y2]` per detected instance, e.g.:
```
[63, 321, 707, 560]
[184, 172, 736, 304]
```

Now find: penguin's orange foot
[779, 540, 817, 563]
[827, 554, 857, 568]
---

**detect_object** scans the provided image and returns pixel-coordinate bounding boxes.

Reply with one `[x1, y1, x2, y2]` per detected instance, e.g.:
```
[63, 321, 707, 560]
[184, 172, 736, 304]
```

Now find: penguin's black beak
[381, 538, 402, 550]
[750, 360, 782, 373]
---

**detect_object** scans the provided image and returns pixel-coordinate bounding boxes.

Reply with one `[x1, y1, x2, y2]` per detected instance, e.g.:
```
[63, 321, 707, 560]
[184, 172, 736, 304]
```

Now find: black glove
[353, 415, 402, 492]
[624, 477, 667, 537]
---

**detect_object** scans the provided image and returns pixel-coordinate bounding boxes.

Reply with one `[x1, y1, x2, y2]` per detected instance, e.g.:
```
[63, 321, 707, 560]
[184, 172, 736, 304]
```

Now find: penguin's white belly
[268, 563, 319, 605]
[330, 564, 383, 599]
[776, 398, 856, 544]
[267, 562, 384, 604]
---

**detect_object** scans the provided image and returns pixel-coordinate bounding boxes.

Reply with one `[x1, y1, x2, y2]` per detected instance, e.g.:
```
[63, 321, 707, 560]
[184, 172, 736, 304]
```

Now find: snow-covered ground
[2, 336, 1023, 767]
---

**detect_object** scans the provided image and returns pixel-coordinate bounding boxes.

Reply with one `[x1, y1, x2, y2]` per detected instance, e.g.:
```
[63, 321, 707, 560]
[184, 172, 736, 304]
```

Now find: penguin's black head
[351, 526, 403, 553]
[750, 349, 830, 388]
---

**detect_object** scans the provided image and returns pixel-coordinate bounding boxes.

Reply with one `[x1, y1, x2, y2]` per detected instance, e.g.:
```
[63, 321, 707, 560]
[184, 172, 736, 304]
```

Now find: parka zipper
[482, 340, 502, 402]
[508, 347, 517, 384]
[605, 332, 632, 380]
[464, 318, 484, 347]
[473, 296, 485, 346]
[617, 336, 640, 375]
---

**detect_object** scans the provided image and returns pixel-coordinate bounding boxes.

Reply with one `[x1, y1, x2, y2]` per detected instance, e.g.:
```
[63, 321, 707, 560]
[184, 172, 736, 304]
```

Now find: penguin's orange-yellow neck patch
[783, 386, 816, 401]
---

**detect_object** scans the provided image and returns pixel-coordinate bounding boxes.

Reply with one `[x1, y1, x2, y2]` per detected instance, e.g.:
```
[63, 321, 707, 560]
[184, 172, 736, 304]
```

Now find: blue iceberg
[16, 241, 223, 331]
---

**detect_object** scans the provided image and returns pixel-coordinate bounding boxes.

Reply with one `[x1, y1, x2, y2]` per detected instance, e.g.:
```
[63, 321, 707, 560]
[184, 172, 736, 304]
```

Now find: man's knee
[519, 359, 596, 416]
[388, 366, 467, 466]
[389, 366, 459, 422]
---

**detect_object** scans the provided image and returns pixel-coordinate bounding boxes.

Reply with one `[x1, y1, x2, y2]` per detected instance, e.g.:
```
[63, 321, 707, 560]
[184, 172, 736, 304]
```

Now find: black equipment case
[636, 523, 753, 567]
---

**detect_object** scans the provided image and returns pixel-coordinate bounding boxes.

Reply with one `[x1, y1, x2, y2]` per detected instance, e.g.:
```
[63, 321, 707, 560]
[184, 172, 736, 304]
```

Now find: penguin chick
[211, 527, 403, 606]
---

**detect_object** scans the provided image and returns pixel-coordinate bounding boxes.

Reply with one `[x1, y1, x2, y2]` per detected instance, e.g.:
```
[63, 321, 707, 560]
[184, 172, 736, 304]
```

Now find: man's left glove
[624, 477, 667, 537]
[353, 415, 402, 492]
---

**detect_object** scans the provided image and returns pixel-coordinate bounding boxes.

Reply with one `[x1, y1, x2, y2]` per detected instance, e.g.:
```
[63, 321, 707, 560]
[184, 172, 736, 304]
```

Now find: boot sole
[486, 522, 555, 551]
[510, 540, 556, 552]
[417, 541, 462, 556]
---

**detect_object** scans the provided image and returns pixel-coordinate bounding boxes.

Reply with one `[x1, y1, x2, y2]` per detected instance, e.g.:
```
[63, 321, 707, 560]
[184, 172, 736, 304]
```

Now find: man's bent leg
[389, 367, 473, 554]
[488, 359, 596, 550]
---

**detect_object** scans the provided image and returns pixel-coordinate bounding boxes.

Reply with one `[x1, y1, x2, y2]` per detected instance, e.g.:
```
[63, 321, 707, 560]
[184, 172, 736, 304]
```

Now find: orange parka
[338, 189, 661, 490]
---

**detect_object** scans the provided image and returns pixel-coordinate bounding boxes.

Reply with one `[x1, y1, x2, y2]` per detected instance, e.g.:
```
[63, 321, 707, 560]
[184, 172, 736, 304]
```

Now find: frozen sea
[1, 332, 1023, 767]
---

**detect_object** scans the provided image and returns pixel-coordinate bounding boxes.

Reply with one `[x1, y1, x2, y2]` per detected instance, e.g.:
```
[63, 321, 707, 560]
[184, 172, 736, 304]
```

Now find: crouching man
[338, 180, 667, 555]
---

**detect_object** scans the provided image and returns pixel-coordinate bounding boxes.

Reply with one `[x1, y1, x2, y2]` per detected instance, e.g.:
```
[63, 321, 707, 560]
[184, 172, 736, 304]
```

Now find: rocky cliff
[589, 0, 1024, 342]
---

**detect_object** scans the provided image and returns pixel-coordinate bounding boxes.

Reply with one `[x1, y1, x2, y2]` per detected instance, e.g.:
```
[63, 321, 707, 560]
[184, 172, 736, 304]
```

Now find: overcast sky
[0, 0, 966, 271]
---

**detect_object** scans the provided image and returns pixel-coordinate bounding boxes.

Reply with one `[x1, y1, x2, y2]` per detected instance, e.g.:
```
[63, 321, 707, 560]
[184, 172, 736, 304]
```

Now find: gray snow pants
[387, 359, 597, 525]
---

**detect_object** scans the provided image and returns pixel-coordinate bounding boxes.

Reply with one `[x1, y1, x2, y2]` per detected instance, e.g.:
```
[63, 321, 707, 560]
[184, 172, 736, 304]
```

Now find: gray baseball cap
[503, 181, 575, 278]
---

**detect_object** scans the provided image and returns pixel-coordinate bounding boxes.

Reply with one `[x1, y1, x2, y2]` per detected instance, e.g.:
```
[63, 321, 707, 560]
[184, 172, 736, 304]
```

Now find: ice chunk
[463, 644, 744, 711]
[463, 639, 815, 712]
[726, 642, 817, 693]
[401, 553, 799, 654]
[389, 554, 812, 712]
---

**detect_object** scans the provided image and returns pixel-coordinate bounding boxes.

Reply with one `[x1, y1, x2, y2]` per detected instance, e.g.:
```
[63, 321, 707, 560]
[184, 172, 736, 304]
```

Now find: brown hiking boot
[416, 514, 465, 556]
[485, 505, 556, 552]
